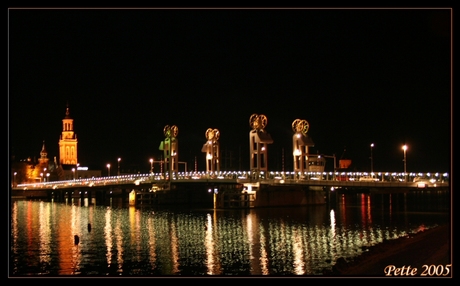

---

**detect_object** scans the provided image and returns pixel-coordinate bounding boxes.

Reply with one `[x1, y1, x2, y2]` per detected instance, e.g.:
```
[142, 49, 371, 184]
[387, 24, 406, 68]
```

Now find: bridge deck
[12, 176, 449, 191]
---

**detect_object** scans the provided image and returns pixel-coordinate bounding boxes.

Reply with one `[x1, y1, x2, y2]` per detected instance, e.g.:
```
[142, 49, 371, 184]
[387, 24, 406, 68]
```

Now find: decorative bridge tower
[201, 128, 220, 173]
[249, 114, 273, 177]
[159, 125, 179, 179]
[292, 119, 315, 174]
[292, 119, 325, 178]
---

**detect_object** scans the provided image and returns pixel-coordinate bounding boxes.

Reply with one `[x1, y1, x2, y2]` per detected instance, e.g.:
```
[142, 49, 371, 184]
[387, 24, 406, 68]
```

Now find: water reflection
[9, 191, 450, 276]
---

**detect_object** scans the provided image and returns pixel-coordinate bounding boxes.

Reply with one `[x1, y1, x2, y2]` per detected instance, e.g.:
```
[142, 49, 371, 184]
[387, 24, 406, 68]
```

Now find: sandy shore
[324, 224, 452, 277]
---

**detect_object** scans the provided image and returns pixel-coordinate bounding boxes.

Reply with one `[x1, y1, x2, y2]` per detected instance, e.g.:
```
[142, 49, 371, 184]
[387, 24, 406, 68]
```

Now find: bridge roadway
[13, 171, 450, 192]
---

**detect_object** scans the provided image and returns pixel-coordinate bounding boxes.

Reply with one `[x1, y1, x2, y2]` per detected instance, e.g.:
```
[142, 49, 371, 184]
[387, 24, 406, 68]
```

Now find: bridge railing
[13, 170, 449, 190]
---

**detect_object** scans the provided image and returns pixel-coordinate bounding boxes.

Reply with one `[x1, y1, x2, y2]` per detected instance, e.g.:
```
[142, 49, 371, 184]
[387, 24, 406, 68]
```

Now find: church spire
[65, 101, 71, 119]
[40, 140, 47, 159]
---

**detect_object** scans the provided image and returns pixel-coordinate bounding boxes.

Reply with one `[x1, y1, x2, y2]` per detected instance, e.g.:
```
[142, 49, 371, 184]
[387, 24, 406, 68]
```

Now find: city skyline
[8, 8, 452, 173]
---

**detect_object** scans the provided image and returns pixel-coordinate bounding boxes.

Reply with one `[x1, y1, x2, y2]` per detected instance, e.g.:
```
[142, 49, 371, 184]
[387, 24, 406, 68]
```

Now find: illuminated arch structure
[201, 128, 220, 173]
[249, 114, 273, 176]
[292, 119, 325, 177]
[159, 125, 179, 178]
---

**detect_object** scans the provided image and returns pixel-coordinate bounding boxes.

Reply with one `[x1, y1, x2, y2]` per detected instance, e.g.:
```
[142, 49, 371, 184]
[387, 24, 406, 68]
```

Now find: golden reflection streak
[245, 212, 255, 273]
[136, 209, 142, 263]
[246, 212, 264, 275]
[147, 217, 157, 269]
[205, 213, 217, 275]
[104, 209, 113, 268]
[38, 202, 51, 266]
[57, 204, 71, 274]
[71, 205, 82, 274]
[302, 224, 312, 273]
[258, 222, 269, 275]
[292, 228, 305, 275]
[212, 209, 221, 273]
[115, 218, 124, 273]
[278, 220, 288, 272]
[26, 201, 34, 261]
[129, 206, 141, 262]
[11, 202, 18, 267]
[329, 209, 338, 262]
[170, 221, 179, 274]
[313, 226, 321, 272]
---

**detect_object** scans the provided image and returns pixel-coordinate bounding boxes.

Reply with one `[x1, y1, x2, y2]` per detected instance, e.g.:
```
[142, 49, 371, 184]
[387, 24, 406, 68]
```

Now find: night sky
[8, 8, 452, 174]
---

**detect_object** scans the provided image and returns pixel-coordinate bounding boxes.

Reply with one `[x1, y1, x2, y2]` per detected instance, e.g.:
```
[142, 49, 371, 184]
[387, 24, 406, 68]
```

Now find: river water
[9, 190, 450, 277]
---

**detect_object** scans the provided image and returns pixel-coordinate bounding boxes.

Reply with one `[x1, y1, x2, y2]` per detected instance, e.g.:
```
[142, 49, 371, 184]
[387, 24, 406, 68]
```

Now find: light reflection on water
[9, 191, 450, 276]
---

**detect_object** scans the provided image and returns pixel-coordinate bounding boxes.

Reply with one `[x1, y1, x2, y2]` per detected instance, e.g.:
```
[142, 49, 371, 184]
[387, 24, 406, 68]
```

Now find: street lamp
[107, 164, 111, 177]
[72, 168, 75, 180]
[150, 158, 153, 174]
[46, 173, 50, 182]
[76, 163, 79, 180]
[402, 144, 408, 182]
[370, 143, 374, 176]
[118, 158, 121, 176]
[13, 172, 17, 187]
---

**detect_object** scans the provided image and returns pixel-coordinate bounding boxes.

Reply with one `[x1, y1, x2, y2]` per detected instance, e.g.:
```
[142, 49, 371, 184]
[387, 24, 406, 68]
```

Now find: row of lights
[369, 143, 409, 181]
[98, 144, 410, 179]
[106, 158, 163, 177]
[105, 158, 122, 177]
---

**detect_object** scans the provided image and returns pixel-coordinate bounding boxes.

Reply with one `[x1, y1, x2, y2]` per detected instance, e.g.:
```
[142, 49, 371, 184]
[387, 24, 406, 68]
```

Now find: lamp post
[13, 172, 17, 187]
[44, 168, 47, 182]
[118, 158, 121, 176]
[370, 143, 374, 176]
[402, 144, 408, 182]
[72, 168, 75, 180]
[46, 173, 50, 182]
[107, 164, 111, 177]
[76, 163, 79, 180]
[150, 158, 153, 174]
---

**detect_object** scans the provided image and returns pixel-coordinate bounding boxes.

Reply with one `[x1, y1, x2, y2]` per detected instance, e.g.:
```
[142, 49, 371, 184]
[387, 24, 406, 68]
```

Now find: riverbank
[325, 224, 452, 277]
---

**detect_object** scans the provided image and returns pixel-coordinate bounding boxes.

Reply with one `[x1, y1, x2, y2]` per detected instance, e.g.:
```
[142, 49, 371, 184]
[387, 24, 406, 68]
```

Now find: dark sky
[8, 8, 452, 174]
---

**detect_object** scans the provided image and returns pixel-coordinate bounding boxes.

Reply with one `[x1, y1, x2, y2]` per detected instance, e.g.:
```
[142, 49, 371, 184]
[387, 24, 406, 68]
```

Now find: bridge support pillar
[99, 190, 107, 203]
[59, 190, 65, 202]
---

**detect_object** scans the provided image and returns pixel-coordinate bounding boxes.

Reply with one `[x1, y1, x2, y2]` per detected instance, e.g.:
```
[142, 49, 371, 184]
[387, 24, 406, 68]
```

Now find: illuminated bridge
[11, 116, 450, 208]
[14, 170, 451, 190]
[11, 170, 450, 209]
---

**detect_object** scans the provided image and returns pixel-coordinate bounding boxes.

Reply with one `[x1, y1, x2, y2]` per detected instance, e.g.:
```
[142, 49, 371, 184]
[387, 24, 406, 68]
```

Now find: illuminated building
[59, 103, 78, 165]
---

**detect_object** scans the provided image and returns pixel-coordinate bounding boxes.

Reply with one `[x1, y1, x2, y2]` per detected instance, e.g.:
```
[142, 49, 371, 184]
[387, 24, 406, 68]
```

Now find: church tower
[59, 103, 78, 165]
[38, 140, 50, 166]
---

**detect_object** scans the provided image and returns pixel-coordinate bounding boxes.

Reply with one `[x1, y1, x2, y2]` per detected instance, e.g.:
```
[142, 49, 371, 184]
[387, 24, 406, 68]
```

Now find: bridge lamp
[370, 143, 374, 176]
[107, 164, 111, 177]
[46, 173, 50, 182]
[72, 168, 75, 180]
[13, 172, 17, 187]
[402, 145, 408, 182]
[150, 158, 153, 174]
